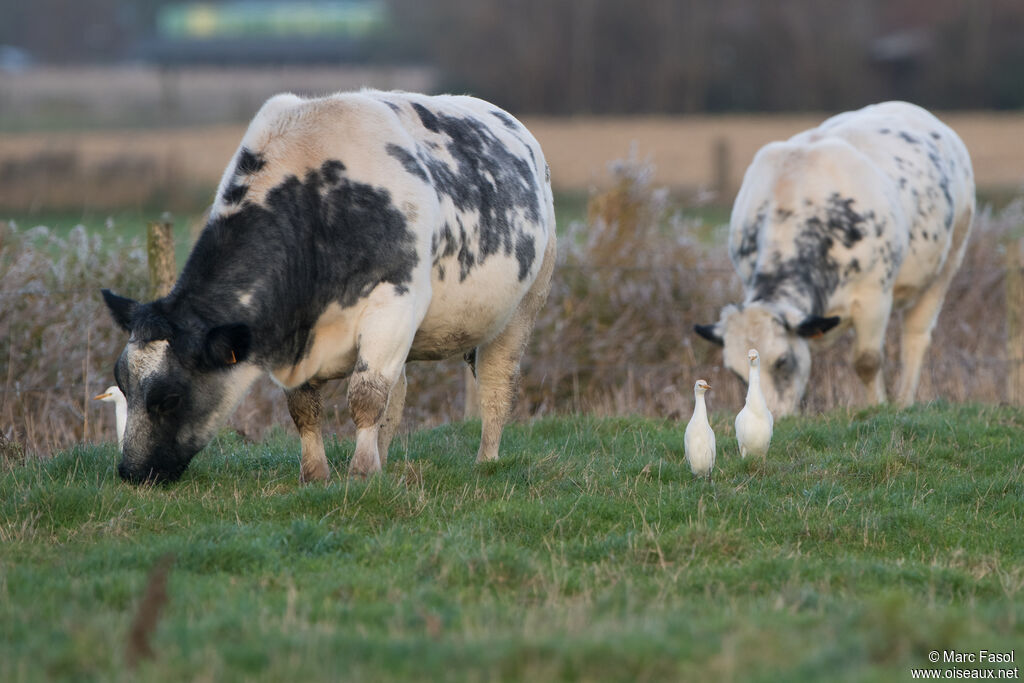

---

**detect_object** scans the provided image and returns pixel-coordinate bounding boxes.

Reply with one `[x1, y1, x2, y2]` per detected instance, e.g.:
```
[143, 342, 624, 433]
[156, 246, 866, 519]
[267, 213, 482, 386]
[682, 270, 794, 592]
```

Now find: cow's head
[694, 302, 839, 416]
[102, 290, 260, 484]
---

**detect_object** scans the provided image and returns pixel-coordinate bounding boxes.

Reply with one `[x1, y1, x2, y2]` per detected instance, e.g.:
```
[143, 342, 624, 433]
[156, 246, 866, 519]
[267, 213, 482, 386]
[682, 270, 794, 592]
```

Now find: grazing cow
[695, 101, 974, 415]
[102, 90, 556, 483]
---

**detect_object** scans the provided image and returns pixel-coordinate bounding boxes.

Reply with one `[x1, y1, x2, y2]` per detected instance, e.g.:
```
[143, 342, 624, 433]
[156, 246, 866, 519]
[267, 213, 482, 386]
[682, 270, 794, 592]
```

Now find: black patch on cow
[930, 131, 941, 140]
[817, 193, 867, 248]
[222, 183, 249, 206]
[165, 159, 419, 369]
[925, 146, 955, 230]
[435, 222, 457, 262]
[491, 110, 520, 131]
[750, 194, 867, 315]
[874, 216, 886, 237]
[458, 234, 476, 280]
[515, 233, 536, 281]
[898, 131, 920, 145]
[878, 128, 890, 135]
[381, 100, 402, 114]
[321, 159, 345, 183]
[407, 105, 543, 282]
[386, 143, 429, 183]
[734, 202, 767, 262]
[413, 103, 440, 133]
[222, 148, 268, 206]
[236, 148, 267, 176]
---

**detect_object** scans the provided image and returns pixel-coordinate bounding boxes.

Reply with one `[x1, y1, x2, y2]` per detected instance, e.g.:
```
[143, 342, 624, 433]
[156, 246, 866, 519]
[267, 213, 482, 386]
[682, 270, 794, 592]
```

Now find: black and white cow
[102, 90, 556, 483]
[695, 101, 974, 415]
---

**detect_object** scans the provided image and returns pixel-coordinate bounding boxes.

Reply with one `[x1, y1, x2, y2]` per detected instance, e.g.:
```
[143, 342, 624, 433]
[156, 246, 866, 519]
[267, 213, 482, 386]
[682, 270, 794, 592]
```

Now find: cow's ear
[694, 323, 724, 346]
[203, 324, 252, 369]
[102, 289, 138, 332]
[795, 315, 841, 339]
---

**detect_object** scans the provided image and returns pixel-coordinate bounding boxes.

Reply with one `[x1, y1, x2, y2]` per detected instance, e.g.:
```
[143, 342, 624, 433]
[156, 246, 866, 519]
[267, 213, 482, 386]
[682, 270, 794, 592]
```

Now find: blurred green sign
[158, 1, 387, 39]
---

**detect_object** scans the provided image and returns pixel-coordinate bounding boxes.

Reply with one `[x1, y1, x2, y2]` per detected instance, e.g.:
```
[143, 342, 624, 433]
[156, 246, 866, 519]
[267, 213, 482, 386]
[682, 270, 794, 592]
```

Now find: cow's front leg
[851, 295, 893, 406]
[896, 278, 952, 406]
[286, 380, 330, 484]
[348, 301, 417, 477]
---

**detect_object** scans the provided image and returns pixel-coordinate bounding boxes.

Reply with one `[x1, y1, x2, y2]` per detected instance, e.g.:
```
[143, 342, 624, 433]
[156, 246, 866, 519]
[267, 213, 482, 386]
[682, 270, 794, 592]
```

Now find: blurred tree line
[388, 0, 1024, 113]
[2, 0, 1023, 113]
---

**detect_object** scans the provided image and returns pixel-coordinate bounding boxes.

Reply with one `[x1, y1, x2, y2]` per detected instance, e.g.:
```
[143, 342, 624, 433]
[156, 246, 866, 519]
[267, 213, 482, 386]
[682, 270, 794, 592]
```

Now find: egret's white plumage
[735, 349, 773, 458]
[94, 385, 127, 451]
[684, 379, 715, 481]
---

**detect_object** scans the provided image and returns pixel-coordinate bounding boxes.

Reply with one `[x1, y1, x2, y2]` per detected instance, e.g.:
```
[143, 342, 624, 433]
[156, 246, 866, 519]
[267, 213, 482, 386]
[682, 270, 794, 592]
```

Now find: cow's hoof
[348, 466, 381, 479]
[349, 455, 382, 478]
[475, 451, 499, 464]
[299, 461, 330, 484]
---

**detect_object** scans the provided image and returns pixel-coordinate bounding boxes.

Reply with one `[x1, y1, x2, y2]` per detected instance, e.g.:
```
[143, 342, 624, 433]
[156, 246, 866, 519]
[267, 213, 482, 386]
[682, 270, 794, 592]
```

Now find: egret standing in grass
[94, 386, 127, 451]
[684, 379, 715, 481]
[735, 349, 773, 459]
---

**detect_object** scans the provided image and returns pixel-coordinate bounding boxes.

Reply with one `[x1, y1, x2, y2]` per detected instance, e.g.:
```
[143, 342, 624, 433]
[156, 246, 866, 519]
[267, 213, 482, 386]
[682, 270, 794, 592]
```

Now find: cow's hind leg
[475, 235, 555, 463]
[896, 207, 974, 406]
[896, 270, 959, 406]
[286, 380, 330, 484]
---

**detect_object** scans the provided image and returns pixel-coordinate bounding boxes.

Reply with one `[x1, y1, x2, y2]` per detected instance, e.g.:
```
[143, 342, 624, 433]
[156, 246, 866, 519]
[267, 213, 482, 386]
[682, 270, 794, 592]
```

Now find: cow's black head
[102, 290, 260, 484]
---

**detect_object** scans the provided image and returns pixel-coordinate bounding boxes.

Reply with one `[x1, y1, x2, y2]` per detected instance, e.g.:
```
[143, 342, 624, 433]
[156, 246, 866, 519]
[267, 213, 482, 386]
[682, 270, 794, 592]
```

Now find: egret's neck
[114, 400, 127, 451]
[746, 364, 769, 413]
[693, 392, 708, 420]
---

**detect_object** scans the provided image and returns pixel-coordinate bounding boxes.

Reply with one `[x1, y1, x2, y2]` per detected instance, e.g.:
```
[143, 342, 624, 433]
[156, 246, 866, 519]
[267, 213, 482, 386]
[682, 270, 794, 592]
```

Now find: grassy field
[1, 403, 1021, 681]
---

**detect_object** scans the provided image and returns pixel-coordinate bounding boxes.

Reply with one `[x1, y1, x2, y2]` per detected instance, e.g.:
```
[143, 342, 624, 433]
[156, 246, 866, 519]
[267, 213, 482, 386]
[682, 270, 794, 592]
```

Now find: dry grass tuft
[0, 430, 26, 468]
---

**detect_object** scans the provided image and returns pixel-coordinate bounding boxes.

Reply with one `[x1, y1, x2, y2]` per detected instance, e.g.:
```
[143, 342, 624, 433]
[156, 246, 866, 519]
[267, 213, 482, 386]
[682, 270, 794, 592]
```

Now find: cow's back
[791, 102, 975, 292]
[729, 101, 974, 312]
[203, 90, 554, 372]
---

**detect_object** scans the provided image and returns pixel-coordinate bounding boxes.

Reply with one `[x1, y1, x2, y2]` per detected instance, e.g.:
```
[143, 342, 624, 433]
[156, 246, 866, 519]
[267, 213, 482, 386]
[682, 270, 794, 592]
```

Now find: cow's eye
[774, 356, 791, 371]
[149, 393, 181, 416]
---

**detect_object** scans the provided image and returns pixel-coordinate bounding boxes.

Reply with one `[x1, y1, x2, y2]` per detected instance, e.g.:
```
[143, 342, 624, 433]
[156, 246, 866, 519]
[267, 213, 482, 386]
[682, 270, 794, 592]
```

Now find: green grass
[2, 402, 1022, 681]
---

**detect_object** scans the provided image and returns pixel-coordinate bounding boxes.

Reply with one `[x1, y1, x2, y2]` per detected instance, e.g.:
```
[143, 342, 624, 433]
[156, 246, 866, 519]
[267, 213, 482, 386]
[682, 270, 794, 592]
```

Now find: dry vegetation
[2, 157, 1023, 456]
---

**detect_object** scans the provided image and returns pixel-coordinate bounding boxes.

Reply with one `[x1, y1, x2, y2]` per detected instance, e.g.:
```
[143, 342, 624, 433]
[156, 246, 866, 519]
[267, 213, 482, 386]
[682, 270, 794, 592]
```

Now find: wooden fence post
[712, 137, 732, 202]
[1006, 237, 1024, 405]
[147, 213, 177, 301]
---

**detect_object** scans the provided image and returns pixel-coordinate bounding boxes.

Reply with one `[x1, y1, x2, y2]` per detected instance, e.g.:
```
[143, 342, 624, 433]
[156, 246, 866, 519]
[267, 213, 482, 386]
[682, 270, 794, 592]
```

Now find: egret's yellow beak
[93, 392, 111, 401]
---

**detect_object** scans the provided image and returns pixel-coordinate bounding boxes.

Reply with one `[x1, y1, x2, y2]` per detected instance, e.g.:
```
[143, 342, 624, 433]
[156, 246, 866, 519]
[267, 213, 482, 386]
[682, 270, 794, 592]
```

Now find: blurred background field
[2, 0, 1024, 455]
